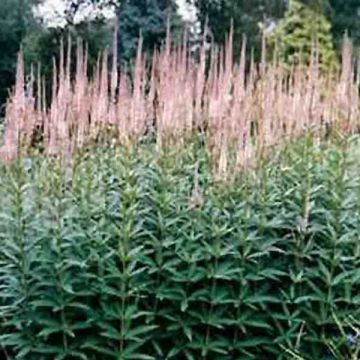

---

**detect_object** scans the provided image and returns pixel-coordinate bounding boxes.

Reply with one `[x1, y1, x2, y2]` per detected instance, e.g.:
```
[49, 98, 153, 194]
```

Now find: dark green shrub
[1, 135, 360, 359]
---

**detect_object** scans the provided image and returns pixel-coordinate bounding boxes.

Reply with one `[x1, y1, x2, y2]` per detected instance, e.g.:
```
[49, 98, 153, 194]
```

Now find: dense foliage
[1, 134, 360, 359]
[328, 0, 360, 50]
[192, 0, 287, 60]
[270, 0, 337, 72]
[192, 0, 360, 61]
[117, 0, 182, 62]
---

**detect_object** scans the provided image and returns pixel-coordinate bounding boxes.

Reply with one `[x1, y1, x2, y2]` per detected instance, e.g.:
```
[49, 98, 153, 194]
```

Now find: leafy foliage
[328, 0, 360, 50]
[1, 134, 360, 359]
[270, 0, 337, 72]
[116, 0, 183, 62]
[192, 0, 287, 61]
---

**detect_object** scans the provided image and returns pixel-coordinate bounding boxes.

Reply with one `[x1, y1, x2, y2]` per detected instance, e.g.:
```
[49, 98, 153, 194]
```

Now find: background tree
[21, 0, 114, 106]
[191, 0, 287, 60]
[47, 0, 184, 62]
[297, 0, 360, 50]
[117, 0, 183, 62]
[23, 18, 113, 87]
[0, 0, 39, 113]
[270, 0, 337, 72]
[191, 0, 360, 62]
[328, 0, 360, 50]
[0, 0, 113, 114]
[0, 0, 183, 114]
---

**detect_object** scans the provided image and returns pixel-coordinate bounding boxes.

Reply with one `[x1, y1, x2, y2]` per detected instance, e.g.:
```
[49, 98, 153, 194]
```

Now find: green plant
[269, 0, 337, 72]
[1, 134, 360, 359]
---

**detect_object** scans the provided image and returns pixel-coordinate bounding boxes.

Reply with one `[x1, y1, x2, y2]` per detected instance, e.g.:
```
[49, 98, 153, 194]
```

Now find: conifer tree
[271, 0, 337, 72]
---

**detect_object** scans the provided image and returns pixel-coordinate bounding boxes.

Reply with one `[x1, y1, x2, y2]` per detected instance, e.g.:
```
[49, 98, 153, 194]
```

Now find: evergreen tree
[270, 0, 337, 72]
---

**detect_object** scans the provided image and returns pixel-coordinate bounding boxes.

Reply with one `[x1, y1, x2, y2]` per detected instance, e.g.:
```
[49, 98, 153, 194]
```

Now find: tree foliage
[191, 0, 287, 60]
[270, 0, 337, 72]
[58, 0, 184, 62]
[116, 0, 182, 62]
[192, 0, 360, 64]
[328, 0, 360, 50]
[0, 0, 183, 112]
[0, 0, 38, 113]
[23, 19, 113, 97]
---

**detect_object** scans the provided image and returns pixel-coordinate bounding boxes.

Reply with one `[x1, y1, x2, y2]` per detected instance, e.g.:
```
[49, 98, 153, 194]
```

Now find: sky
[35, 0, 197, 28]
